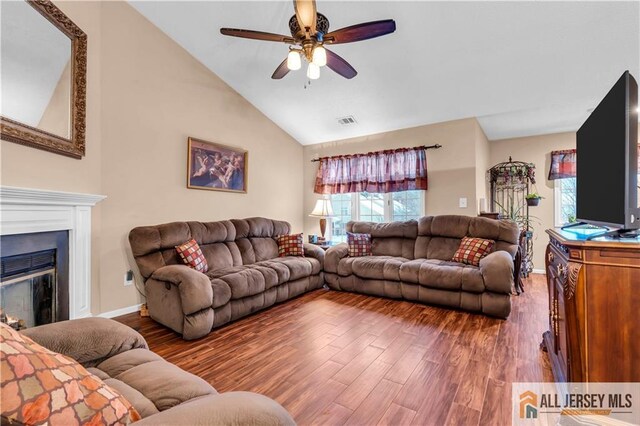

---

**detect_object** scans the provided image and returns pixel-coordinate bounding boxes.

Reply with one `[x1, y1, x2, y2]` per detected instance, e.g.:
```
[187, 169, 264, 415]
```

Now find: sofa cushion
[337, 257, 357, 276]
[96, 349, 216, 412]
[451, 237, 495, 267]
[347, 220, 417, 259]
[103, 377, 159, 418]
[275, 234, 304, 257]
[350, 256, 408, 281]
[347, 232, 372, 257]
[255, 257, 321, 281]
[399, 259, 485, 293]
[175, 239, 208, 273]
[213, 267, 272, 300]
[1, 323, 140, 425]
[416, 216, 519, 261]
[207, 257, 320, 301]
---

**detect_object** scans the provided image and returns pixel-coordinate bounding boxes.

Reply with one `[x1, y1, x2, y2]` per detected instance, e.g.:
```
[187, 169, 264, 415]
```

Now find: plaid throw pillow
[451, 236, 495, 266]
[347, 232, 372, 257]
[175, 239, 208, 273]
[275, 233, 304, 257]
[1, 322, 140, 426]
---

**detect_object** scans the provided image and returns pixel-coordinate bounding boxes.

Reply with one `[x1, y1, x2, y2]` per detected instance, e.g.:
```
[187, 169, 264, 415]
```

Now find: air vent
[337, 116, 357, 126]
[1, 249, 56, 280]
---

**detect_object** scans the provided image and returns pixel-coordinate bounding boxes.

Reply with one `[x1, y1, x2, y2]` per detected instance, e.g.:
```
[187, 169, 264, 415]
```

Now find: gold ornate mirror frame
[0, 0, 87, 159]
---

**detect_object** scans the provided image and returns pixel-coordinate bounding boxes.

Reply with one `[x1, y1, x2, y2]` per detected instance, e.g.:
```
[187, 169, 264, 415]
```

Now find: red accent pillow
[451, 236, 495, 266]
[175, 239, 208, 273]
[0, 322, 140, 425]
[347, 232, 372, 257]
[275, 233, 304, 257]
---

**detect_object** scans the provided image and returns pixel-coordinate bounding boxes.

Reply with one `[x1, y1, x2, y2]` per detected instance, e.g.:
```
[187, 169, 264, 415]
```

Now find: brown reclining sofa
[129, 217, 324, 340]
[324, 215, 519, 318]
[20, 317, 294, 425]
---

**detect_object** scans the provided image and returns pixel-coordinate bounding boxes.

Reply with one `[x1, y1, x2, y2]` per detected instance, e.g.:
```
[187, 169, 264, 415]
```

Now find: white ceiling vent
[337, 116, 357, 126]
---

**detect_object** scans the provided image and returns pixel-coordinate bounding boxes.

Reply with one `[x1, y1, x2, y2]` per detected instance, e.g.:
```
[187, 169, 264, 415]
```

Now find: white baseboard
[98, 304, 142, 319]
[531, 268, 546, 275]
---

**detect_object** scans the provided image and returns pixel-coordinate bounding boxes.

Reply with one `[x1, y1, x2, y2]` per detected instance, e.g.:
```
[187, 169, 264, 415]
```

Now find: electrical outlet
[124, 270, 134, 287]
[459, 197, 468, 208]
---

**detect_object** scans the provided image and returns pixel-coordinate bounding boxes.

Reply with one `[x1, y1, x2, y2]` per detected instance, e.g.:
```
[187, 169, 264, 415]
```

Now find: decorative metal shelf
[489, 157, 536, 281]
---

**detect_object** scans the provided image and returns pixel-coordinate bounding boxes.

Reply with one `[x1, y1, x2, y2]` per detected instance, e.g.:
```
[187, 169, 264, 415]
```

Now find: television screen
[576, 71, 639, 230]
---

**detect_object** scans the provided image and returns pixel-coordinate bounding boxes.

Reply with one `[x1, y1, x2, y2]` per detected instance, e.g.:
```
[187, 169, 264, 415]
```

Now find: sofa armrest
[303, 243, 325, 266]
[135, 392, 295, 426]
[21, 317, 148, 367]
[324, 243, 349, 274]
[479, 251, 515, 294]
[150, 265, 213, 316]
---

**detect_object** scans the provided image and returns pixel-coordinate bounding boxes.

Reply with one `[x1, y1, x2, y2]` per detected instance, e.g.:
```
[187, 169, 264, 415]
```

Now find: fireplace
[0, 231, 69, 329]
[0, 186, 105, 322]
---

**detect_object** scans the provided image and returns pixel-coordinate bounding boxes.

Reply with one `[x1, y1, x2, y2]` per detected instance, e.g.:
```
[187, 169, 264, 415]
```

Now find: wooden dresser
[543, 229, 640, 383]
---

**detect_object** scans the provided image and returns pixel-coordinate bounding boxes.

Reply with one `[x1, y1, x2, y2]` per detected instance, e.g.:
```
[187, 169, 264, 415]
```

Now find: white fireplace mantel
[0, 186, 106, 319]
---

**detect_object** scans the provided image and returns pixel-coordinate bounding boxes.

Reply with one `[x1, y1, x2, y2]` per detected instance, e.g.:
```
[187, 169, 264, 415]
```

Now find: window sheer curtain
[314, 147, 428, 194]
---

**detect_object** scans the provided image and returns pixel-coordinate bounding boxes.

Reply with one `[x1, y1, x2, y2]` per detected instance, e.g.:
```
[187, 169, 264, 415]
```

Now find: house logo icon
[519, 391, 538, 419]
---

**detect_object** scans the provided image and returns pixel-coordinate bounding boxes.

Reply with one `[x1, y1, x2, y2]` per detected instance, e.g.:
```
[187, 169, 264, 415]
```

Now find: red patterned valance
[314, 146, 428, 194]
[549, 146, 640, 180]
[548, 149, 576, 180]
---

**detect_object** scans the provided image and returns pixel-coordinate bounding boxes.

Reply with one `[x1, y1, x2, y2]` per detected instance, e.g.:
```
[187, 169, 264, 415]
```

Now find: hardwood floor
[116, 274, 553, 425]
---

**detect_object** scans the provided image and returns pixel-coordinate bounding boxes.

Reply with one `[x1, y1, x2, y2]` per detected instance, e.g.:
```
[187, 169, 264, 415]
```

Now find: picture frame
[187, 137, 248, 193]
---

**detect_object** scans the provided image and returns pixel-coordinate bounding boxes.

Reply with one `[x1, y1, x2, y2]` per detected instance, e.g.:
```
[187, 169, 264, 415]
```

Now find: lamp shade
[287, 50, 301, 71]
[312, 46, 327, 67]
[306, 62, 320, 80]
[309, 199, 333, 217]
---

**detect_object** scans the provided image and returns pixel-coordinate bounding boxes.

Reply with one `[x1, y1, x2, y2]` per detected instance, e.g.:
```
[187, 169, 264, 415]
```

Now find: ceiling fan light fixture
[307, 62, 320, 80]
[312, 46, 327, 67]
[287, 50, 301, 70]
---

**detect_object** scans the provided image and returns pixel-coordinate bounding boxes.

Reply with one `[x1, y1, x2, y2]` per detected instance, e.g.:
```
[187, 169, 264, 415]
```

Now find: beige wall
[489, 132, 576, 271]
[1, 1, 304, 315]
[475, 120, 490, 211]
[303, 117, 487, 236]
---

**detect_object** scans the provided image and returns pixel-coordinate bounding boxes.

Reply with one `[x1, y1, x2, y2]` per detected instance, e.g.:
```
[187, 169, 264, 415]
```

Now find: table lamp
[309, 199, 333, 239]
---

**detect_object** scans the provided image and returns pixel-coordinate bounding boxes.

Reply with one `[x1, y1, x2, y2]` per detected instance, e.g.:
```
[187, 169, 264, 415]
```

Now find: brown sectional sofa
[324, 215, 519, 318]
[22, 317, 294, 425]
[129, 217, 324, 340]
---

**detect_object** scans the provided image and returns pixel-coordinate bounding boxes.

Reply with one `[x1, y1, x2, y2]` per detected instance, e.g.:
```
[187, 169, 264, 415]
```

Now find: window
[554, 178, 577, 226]
[391, 190, 424, 222]
[330, 194, 352, 243]
[329, 190, 425, 242]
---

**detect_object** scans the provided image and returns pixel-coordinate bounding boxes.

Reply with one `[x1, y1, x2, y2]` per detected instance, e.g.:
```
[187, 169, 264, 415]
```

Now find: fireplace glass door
[0, 249, 57, 329]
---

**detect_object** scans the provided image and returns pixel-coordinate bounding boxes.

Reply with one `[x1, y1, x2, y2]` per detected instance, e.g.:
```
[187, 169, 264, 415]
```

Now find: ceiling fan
[220, 0, 396, 80]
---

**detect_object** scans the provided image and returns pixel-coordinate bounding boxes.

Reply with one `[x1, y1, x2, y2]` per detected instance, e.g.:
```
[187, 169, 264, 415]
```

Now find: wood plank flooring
[116, 274, 553, 425]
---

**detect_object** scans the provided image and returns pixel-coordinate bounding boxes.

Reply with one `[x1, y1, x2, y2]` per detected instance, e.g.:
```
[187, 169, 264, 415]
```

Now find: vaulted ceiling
[130, 1, 639, 145]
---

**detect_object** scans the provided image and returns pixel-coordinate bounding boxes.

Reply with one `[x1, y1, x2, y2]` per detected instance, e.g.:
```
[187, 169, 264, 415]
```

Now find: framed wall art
[187, 137, 247, 193]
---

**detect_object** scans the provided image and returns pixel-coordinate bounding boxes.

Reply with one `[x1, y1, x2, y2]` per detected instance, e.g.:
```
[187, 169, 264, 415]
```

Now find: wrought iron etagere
[489, 157, 536, 278]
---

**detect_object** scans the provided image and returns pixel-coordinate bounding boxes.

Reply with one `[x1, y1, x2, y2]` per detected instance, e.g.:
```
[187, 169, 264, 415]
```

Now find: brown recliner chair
[324, 215, 520, 318]
[22, 317, 295, 425]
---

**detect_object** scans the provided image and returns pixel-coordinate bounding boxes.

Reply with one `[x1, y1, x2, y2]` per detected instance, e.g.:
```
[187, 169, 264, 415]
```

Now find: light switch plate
[459, 197, 468, 208]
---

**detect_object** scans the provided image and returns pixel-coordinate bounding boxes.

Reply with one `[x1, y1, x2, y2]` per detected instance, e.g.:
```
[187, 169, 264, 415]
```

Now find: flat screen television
[576, 70, 639, 231]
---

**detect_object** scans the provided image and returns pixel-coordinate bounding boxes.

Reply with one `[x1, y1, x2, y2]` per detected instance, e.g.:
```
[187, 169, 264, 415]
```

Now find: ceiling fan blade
[220, 28, 294, 44]
[294, 0, 317, 34]
[324, 19, 396, 44]
[271, 58, 290, 79]
[326, 49, 357, 79]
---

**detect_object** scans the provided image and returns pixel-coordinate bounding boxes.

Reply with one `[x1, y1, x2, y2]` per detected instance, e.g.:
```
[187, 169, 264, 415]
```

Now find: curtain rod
[310, 144, 442, 162]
